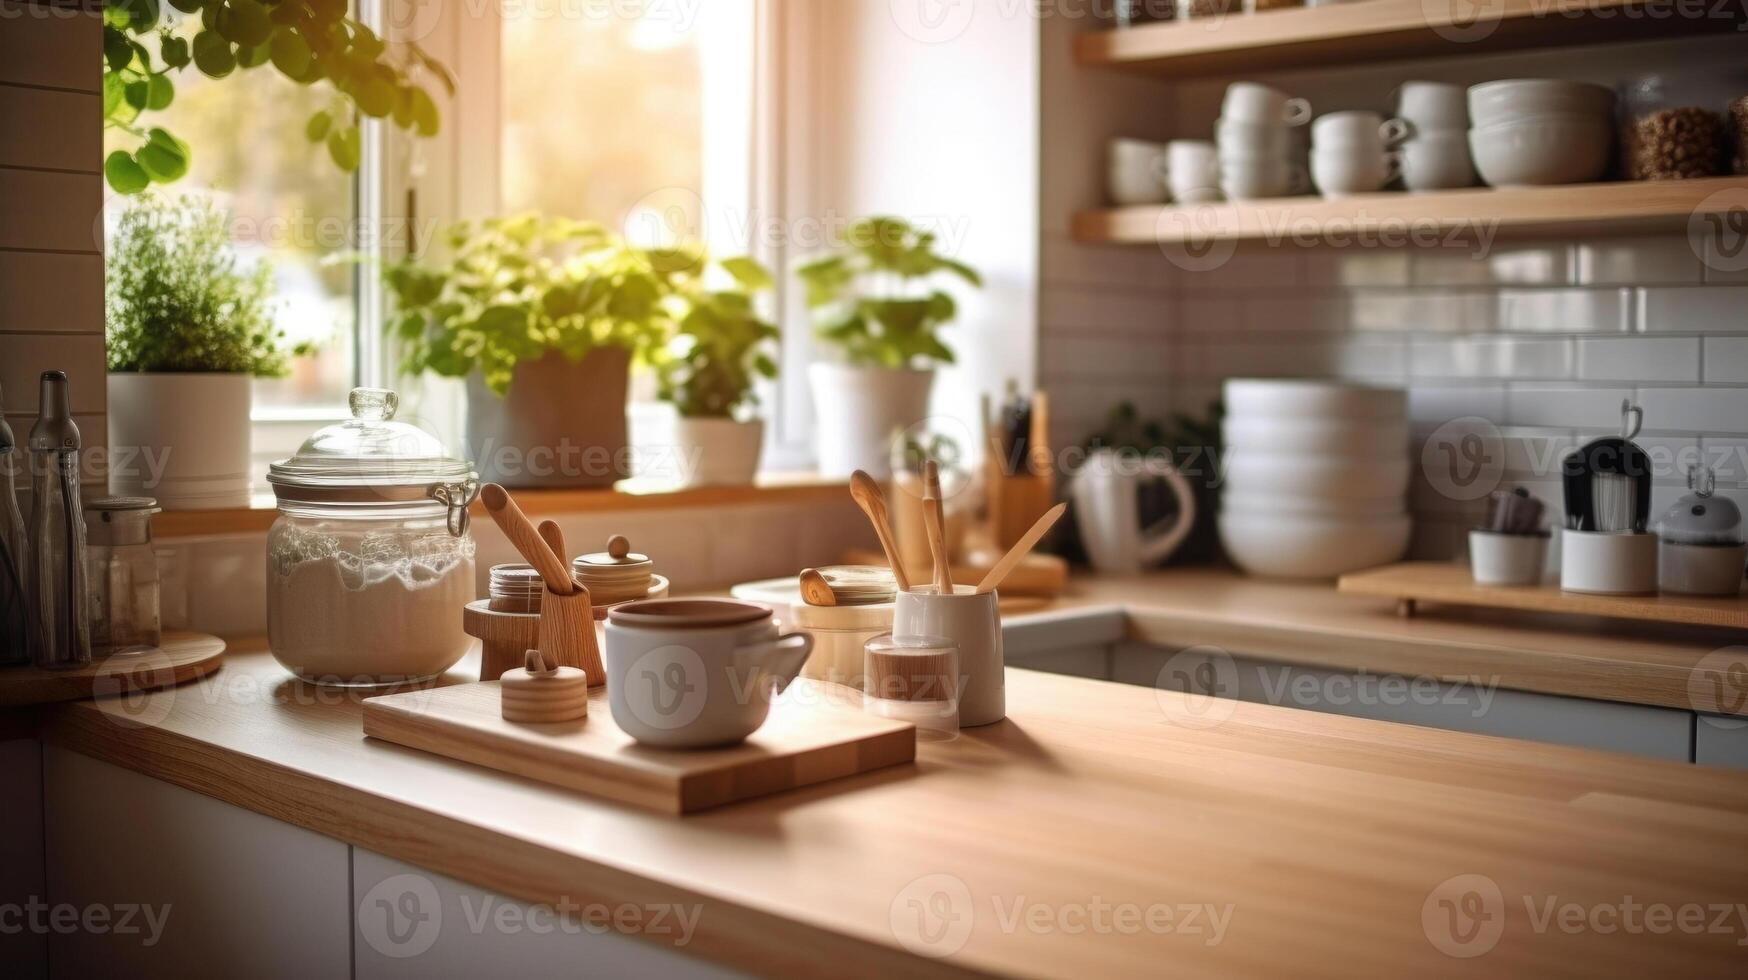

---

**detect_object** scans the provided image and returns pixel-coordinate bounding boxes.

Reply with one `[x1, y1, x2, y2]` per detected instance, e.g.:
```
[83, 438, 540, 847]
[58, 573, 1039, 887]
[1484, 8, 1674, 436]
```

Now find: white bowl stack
[1468, 79, 1616, 187]
[1219, 380, 1413, 579]
[1216, 82, 1313, 201]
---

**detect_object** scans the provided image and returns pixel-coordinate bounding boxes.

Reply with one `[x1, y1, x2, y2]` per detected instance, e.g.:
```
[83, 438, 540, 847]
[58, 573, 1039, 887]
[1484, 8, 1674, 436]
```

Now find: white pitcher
[1070, 450, 1198, 575]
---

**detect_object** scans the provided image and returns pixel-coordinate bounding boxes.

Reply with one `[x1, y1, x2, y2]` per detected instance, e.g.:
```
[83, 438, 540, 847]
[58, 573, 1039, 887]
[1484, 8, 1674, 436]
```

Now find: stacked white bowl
[1310, 110, 1408, 198]
[1219, 380, 1413, 579]
[1468, 79, 1616, 187]
[1395, 80, 1476, 191]
[1217, 82, 1312, 200]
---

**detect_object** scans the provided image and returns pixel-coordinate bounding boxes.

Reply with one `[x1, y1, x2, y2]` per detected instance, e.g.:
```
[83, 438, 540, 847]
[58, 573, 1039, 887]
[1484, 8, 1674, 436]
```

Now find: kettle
[1070, 449, 1198, 575]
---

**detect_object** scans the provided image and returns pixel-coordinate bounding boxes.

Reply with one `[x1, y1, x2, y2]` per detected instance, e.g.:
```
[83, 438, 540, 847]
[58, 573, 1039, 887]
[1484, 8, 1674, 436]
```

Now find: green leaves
[795, 216, 980, 369]
[135, 128, 190, 182]
[191, 29, 235, 77]
[305, 109, 332, 142]
[326, 124, 361, 172]
[104, 151, 150, 194]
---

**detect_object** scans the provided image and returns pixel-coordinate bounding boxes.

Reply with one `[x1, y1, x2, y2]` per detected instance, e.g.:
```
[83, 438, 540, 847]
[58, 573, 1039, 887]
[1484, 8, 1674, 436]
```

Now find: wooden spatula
[976, 503, 1067, 595]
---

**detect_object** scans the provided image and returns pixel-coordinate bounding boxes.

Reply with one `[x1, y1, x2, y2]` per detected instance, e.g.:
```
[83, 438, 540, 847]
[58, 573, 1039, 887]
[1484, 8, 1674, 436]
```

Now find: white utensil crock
[893, 586, 1004, 727]
[1560, 530, 1658, 595]
[1469, 530, 1548, 586]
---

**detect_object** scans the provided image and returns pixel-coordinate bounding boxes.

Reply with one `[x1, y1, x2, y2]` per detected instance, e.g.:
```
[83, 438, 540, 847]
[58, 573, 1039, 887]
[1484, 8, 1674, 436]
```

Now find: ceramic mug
[1167, 139, 1221, 203]
[1214, 116, 1295, 158]
[1399, 131, 1477, 191]
[1223, 82, 1311, 127]
[892, 586, 1004, 727]
[1108, 138, 1171, 206]
[1311, 147, 1401, 197]
[604, 599, 813, 748]
[1311, 111, 1410, 151]
[1220, 157, 1310, 200]
[1395, 80, 1468, 130]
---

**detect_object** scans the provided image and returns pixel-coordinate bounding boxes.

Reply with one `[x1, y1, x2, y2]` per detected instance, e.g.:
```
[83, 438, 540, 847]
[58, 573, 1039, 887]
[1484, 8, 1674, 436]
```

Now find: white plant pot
[107, 373, 251, 510]
[671, 417, 763, 488]
[808, 364, 934, 480]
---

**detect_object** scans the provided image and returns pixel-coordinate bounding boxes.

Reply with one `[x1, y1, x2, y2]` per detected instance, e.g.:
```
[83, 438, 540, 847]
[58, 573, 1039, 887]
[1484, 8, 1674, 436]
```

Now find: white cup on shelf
[1311, 110, 1410, 151]
[1222, 81, 1312, 127]
[1107, 138, 1170, 206]
[1395, 80, 1469, 131]
[1399, 131, 1477, 191]
[1312, 146, 1400, 197]
[1220, 156, 1310, 200]
[1166, 139, 1221, 203]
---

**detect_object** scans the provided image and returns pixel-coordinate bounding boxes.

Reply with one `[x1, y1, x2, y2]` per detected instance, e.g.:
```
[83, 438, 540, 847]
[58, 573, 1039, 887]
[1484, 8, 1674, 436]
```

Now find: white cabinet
[352, 849, 743, 980]
[1696, 715, 1748, 769]
[41, 747, 352, 979]
[1, 739, 46, 979]
[1115, 643, 1695, 762]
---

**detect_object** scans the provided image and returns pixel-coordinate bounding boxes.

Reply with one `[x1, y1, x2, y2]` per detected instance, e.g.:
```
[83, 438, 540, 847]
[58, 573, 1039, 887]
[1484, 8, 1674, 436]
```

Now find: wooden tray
[362, 681, 916, 814]
[0, 632, 226, 708]
[1339, 562, 1748, 630]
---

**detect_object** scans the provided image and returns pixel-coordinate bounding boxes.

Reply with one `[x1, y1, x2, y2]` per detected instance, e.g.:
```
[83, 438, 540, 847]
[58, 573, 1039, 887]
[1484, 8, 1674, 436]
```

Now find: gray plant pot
[465, 348, 631, 488]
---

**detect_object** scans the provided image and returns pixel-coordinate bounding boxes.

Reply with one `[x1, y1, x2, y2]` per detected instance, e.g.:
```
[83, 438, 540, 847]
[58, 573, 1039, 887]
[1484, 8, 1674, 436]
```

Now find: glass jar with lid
[86, 496, 162, 655]
[266, 388, 479, 687]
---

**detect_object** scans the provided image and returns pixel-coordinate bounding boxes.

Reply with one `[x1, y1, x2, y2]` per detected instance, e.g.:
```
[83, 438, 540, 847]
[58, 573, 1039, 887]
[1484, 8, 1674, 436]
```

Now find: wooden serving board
[362, 681, 916, 814]
[1340, 562, 1748, 630]
[0, 632, 226, 708]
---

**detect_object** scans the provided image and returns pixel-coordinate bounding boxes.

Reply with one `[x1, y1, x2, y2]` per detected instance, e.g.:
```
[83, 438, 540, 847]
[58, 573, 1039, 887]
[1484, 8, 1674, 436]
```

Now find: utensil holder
[1561, 530, 1658, 595]
[1469, 530, 1549, 587]
[893, 586, 1004, 727]
[540, 587, 606, 688]
[1659, 541, 1748, 596]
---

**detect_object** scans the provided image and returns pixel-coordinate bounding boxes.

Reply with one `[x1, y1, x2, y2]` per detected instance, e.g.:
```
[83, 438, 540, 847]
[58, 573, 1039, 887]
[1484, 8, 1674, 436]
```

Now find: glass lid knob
[350, 388, 399, 422]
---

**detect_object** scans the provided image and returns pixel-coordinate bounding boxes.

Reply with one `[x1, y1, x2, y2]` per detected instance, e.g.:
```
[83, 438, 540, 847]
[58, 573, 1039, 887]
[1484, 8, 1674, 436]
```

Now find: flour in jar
[267, 522, 476, 686]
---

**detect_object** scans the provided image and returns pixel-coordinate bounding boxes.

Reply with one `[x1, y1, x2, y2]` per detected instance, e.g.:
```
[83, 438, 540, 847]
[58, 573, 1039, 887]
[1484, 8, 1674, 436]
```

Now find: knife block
[986, 391, 1056, 551]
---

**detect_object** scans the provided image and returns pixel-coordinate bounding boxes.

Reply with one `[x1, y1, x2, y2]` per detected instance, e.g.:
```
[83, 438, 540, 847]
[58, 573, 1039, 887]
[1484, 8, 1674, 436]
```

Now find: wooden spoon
[976, 503, 1067, 595]
[538, 521, 569, 573]
[480, 484, 573, 595]
[923, 460, 952, 595]
[848, 470, 909, 592]
[798, 568, 838, 607]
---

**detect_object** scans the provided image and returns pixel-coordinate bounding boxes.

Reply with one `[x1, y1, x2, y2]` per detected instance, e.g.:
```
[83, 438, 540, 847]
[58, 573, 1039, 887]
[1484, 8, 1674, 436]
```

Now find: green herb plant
[383, 214, 775, 402]
[655, 259, 780, 420]
[102, 0, 451, 194]
[106, 195, 307, 376]
[795, 216, 981, 369]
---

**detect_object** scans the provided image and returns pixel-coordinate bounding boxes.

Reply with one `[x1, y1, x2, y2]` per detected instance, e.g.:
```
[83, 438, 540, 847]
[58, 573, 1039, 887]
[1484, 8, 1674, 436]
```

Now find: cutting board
[362, 682, 916, 814]
[0, 632, 225, 708]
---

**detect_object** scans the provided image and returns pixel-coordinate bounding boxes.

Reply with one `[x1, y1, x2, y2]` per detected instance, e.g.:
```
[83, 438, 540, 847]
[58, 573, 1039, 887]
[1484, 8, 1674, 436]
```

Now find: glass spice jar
[86, 497, 162, 655]
[265, 388, 479, 687]
[1622, 73, 1727, 180]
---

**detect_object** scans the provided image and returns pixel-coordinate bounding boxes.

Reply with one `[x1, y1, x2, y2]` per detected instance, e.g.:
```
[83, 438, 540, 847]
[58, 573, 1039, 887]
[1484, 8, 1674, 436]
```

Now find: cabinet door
[1696, 715, 1748, 769]
[42, 747, 352, 979]
[352, 849, 744, 980]
[1, 739, 46, 979]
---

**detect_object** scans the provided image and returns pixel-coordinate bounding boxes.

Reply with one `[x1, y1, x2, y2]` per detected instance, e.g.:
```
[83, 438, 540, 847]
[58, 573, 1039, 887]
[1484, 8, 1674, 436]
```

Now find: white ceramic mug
[604, 599, 814, 748]
[1214, 116, 1295, 158]
[1396, 80, 1468, 130]
[892, 587, 1004, 727]
[1108, 138, 1170, 206]
[1223, 82, 1311, 127]
[1219, 157, 1310, 200]
[1311, 110, 1410, 150]
[1311, 147, 1401, 197]
[1469, 530, 1549, 586]
[1166, 139, 1221, 203]
[1399, 131, 1476, 191]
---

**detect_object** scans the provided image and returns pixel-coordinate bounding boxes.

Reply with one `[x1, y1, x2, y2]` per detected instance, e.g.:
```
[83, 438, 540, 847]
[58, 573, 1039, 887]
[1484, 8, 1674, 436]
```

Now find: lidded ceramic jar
[1657, 467, 1747, 597]
[265, 388, 479, 686]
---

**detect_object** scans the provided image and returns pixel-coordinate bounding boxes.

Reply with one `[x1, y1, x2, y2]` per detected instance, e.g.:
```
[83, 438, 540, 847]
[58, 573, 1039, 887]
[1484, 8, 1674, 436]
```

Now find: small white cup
[1470, 530, 1549, 587]
[1166, 139, 1221, 203]
[1396, 81, 1469, 131]
[1220, 157, 1310, 200]
[1311, 110, 1410, 151]
[1108, 138, 1170, 206]
[1399, 131, 1476, 191]
[1215, 116, 1295, 158]
[1223, 81, 1311, 127]
[1311, 147, 1401, 197]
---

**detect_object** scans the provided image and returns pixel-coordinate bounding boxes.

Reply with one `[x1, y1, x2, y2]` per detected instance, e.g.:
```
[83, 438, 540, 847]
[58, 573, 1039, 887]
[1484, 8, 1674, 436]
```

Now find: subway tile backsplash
[1041, 230, 1748, 560]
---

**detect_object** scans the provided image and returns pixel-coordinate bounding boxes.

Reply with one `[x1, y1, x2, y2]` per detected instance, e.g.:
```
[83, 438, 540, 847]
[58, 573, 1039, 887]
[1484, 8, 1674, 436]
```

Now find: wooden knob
[608, 535, 631, 559]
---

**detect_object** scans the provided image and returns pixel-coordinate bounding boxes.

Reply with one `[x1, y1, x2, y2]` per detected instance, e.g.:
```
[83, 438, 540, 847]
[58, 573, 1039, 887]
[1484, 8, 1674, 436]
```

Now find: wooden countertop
[1023, 570, 1747, 717]
[43, 640, 1748, 978]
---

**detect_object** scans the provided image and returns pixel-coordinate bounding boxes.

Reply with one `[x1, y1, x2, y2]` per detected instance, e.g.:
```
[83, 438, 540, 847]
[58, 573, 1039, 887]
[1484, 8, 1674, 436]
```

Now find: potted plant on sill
[384, 214, 765, 489]
[106, 195, 307, 510]
[796, 216, 982, 479]
[654, 259, 781, 488]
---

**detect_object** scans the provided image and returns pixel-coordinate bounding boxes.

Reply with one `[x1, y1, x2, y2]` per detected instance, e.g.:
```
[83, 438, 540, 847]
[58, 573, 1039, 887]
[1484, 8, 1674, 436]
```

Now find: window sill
[151, 473, 849, 540]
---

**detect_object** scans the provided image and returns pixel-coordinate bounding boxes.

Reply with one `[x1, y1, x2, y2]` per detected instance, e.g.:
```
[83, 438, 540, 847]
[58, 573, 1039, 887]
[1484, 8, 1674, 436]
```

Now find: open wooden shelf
[1077, 0, 1748, 76]
[1072, 176, 1748, 246]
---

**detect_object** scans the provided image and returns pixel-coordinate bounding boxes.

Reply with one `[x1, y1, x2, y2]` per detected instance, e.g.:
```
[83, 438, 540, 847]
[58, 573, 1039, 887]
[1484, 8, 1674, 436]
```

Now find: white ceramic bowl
[1219, 511, 1412, 579]
[1222, 450, 1411, 499]
[1225, 380, 1407, 421]
[1469, 115, 1612, 187]
[1468, 79, 1615, 125]
[1223, 490, 1406, 518]
[1223, 416, 1410, 455]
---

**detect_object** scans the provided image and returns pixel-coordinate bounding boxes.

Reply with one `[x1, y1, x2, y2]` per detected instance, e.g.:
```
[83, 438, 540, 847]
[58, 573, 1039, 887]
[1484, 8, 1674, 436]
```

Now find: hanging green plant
[101, 0, 452, 194]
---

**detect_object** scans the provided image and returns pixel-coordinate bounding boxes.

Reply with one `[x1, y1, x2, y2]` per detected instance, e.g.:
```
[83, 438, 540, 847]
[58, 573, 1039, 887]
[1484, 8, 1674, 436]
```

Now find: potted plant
[384, 214, 764, 488]
[654, 259, 780, 487]
[106, 195, 305, 510]
[796, 216, 982, 478]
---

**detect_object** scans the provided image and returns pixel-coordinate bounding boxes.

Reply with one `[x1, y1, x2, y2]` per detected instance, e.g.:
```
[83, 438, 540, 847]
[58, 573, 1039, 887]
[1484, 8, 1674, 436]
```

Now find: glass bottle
[0, 388, 32, 667]
[29, 372, 91, 669]
[87, 497, 163, 655]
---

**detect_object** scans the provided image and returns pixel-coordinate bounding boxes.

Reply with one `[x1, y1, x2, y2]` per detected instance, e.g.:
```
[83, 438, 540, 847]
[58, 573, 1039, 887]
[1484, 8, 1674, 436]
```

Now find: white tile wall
[1576, 337, 1701, 383]
[1639, 286, 1748, 333]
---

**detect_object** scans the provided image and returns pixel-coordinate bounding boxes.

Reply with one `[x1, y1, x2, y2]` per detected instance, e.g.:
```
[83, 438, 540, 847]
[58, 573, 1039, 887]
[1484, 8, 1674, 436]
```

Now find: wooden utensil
[480, 484, 572, 595]
[923, 460, 951, 595]
[849, 470, 909, 592]
[798, 568, 838, 607]
[537, 521, 570, 574]
[976, 503, 1067, 595]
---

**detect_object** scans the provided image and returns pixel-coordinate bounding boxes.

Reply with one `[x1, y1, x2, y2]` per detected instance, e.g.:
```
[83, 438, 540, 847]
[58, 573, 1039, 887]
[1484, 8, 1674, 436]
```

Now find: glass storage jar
[265, 388, 479, 687]
[1621, 73, 1728, 180]
[86, 497, 162, 655]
